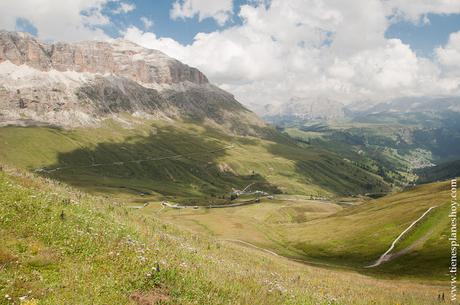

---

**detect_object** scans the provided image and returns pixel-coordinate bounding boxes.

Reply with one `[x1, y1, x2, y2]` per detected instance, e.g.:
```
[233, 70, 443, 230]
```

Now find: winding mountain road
[161, 198, 262, 209]
[34, 144, 234, 173]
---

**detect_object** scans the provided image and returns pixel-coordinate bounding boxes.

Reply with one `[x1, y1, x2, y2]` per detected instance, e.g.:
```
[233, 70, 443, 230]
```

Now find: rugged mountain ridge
[0, 31, 264, 133]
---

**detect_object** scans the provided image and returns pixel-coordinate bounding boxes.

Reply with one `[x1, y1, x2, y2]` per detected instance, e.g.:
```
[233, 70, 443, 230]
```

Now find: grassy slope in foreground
[0, 167, 451, 305]
[0, 118, 389, 201]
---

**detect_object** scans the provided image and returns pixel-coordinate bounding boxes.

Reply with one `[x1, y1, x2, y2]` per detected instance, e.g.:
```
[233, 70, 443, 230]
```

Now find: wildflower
[155, 262, 160, 272]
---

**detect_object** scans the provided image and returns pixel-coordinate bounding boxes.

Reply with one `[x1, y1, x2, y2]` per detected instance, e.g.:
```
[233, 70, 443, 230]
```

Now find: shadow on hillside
[40, 125, 280, 201]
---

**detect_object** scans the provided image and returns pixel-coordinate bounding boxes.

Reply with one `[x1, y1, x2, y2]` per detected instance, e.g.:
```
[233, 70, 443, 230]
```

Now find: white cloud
[436, 31, 460, 68]
[170, 0, 233, 26]
[140, 17, 153, 29]
[435, 31, 460, 90]
[123, 26, 189, 61]
[383, 0, 460, 24]
[0, 0, 111, 41]
[125, 0, 460, 112]
[113, 2, 135, 14]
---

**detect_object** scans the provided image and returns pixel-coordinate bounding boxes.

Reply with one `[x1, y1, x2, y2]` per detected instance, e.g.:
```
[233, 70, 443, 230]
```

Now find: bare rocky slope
[0, 31, 265, 134]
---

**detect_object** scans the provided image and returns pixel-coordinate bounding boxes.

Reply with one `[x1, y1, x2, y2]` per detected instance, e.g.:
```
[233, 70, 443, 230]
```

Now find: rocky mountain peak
[0, 31, 265, 134]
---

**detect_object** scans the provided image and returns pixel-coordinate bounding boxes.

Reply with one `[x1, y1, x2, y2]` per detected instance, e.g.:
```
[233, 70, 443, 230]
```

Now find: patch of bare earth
[130, 288, 170, 305]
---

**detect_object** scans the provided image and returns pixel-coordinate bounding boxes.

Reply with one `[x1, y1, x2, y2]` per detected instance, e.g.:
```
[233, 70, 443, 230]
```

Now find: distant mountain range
[0, 31, 264, 134]
[263, 97, 345, 120]
[263, 96, 460, 122]
[346, 96, 460, 115]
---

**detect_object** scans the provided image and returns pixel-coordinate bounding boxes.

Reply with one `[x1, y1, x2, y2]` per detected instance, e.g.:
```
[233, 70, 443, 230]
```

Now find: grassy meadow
[0, 167, 454, 305]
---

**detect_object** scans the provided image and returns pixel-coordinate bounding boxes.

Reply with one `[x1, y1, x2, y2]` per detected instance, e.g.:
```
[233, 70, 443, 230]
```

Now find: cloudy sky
[1, 0, 460, 112]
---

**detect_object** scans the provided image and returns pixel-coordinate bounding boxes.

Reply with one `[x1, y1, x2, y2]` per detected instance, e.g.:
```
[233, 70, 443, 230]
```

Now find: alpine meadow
[0, 1, 460, 304]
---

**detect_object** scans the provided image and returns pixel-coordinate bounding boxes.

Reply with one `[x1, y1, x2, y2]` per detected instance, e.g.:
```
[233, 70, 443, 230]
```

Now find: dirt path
[220, 239, 280, 256]
[366, 206, 437, 268]
[220, 239, 342, 269]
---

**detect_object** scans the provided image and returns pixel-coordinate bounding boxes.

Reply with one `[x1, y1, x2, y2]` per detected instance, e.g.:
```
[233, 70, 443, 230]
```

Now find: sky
[1, 0, 460, 112]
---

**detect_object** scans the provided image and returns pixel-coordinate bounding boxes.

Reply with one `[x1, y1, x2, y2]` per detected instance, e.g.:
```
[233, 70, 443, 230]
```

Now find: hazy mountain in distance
[263, 97, 345, 120]
[346, 96, 460, 115]
[264, 96, 460, 123]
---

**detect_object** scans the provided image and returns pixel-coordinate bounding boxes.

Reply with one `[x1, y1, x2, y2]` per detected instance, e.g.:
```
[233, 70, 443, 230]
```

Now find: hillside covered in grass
[279, 181, 452, 278]
[0, 167, 452, 305]
[0, 117, 389, 203]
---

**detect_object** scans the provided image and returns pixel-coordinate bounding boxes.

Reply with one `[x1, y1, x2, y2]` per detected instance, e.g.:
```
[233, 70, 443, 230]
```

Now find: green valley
[0, 118, 389, 203]
[269, 110, 460, 188]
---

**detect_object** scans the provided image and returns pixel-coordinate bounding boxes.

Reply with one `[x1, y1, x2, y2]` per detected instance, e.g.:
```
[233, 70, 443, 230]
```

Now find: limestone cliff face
[0, 31, 264, 133]
[0, 31, 207, 85]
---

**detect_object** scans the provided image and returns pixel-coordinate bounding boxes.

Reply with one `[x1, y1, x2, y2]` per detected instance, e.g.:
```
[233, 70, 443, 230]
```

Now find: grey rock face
[0, 31, 207, 85]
